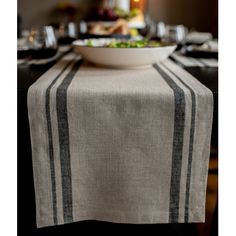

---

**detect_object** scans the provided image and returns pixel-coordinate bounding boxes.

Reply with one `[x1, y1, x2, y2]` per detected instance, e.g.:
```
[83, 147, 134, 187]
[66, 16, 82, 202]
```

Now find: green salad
[107, 40, 162, 48]
[85, 39, 163, 48]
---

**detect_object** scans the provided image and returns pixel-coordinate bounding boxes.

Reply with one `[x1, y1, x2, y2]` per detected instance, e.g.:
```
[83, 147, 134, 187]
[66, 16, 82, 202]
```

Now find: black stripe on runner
[45, 58, 75, 225]
[56, 58, 83, 223]
[153, 63, 186, 223]
[162, 63, 196, 222]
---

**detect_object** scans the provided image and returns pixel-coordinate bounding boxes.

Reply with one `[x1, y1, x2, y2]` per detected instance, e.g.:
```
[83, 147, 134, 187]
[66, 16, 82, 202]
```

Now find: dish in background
[89, 19, 129, 35]
[185, 32, 213, 45]
[79, 33, 131, 40]
[79, 19, 140, 40]
[184, 40, 218, 59]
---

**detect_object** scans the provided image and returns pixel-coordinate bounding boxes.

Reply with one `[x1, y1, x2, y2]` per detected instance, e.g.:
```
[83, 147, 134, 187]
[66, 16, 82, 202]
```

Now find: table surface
[18, 57, 218, 236]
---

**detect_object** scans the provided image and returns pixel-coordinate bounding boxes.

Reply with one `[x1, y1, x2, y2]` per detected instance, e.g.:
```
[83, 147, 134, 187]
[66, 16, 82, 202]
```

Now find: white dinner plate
[73, 39, 177, 69]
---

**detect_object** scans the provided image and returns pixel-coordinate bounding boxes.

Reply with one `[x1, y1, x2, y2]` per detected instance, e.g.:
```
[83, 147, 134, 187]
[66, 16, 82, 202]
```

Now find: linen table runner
[28, 53, 213, 228]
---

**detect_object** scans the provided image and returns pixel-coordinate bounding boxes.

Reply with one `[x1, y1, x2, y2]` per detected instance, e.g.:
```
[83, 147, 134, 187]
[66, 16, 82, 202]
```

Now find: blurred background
[18, 0, 218, 36]
[18, 0, 218, 59]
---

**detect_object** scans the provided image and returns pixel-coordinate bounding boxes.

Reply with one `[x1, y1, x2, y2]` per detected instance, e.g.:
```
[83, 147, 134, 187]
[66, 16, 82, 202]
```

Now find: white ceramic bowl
[73, 39, 176, 68]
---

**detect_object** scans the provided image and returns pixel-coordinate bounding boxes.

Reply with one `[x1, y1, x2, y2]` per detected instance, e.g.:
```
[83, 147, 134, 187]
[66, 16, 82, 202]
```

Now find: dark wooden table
[18, 59, 218, 236]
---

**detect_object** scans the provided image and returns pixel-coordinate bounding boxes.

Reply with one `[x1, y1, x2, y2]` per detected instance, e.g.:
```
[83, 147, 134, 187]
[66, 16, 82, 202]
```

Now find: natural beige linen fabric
[28, 53, 213, 228]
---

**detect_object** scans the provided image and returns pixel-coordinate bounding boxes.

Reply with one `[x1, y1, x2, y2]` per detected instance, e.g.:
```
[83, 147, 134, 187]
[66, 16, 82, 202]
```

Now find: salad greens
[86, 39, 162, 48]
[86, 40, 93, 47]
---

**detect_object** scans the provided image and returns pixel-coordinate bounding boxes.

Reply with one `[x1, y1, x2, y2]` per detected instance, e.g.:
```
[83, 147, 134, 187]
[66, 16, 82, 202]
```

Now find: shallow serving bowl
[73, 39, 177, 68]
